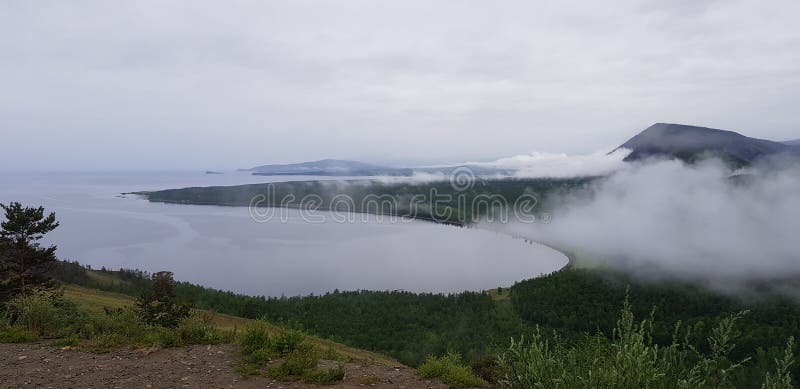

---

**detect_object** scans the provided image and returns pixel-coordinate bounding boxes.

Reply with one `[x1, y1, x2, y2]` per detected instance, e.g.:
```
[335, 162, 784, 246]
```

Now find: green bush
[156, 329, 180, 348]
[240, 321, 272, 359]
[3, 290, 63, 336]
[418, 353, 486, 388]
[177, 315, 231, 345]
[237, 324, 342, 384]
[267, 345, 319, 379]
[270, 329, 306, 356]
[239, 323, 312, 365]
[78, 308, 152, 348]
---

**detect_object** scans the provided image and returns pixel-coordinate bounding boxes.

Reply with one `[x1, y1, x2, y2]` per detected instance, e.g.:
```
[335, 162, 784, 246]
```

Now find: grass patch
[63, 285, 134, 314]
[3, 291, 65, 336]
[64, 284, 397, 365]
[238, 322, 345, 385]
[267, 345, 319, 378]
[0, 288, 232, 352]
[418, 353, 486, 388]
[0, 322, 38, 343]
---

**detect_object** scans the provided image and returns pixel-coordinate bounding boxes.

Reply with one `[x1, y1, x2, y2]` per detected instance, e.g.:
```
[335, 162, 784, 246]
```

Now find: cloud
[1, 1, 799, 170]
[466, 148, 631, 178]
[491, 157, 800, 293]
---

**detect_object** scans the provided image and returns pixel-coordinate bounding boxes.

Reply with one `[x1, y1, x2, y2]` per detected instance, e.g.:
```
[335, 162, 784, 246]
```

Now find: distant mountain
[243, 158, 515, 177]
[616, 123, 793, 164]
[782, 139, 800, 147]
[246, 159, 413, 176]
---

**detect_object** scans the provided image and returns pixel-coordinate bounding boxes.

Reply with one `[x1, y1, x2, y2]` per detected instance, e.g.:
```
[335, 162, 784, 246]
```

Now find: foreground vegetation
[498, 299, 795, 389]
[237, 322, 347, 384]
[0, 288, 233, 352]
[45, 260, 800, 387]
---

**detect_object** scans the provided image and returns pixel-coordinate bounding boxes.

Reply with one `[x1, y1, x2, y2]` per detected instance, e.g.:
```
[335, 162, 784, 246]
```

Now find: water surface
[0, 171, 567, 296]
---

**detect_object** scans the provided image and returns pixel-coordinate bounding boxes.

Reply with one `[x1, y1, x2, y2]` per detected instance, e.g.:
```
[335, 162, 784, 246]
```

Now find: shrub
[268, 345, 319, 379]
[157, 329, 180, 348]
[240, 321, 272, 357]
[177, 314, 230, 345]
[3, 290, 63, 336]
[418, 353, 486, 388]
[238, 324, 342, 384]
[136, 271, 190, 328]
[270, 329, 306, 356]
[78, 308, 150, 342]
[239, 323, 316, 368]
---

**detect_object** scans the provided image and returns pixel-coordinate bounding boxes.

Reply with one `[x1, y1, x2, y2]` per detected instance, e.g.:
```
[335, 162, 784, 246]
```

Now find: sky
[1, 0, 799, 171]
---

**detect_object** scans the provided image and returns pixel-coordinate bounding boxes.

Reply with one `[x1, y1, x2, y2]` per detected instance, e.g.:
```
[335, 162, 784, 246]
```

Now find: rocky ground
[0, 342, 450, 388]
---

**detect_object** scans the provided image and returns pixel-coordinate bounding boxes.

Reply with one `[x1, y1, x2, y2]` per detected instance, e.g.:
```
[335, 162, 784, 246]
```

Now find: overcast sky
[1, 0, 799, 171]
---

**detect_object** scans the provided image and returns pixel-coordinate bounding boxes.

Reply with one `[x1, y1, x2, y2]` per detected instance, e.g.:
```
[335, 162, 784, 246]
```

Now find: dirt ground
[0, 342, 450, 388]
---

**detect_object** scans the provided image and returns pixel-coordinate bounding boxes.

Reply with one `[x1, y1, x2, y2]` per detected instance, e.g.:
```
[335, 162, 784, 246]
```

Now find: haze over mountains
[242, 159, 514, 177]
[245, 159, 411, 176]
[237, 123, 798, 178]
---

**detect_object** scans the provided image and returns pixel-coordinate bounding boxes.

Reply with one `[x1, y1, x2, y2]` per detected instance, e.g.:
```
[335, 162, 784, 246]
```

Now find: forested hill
[135, 177, 595, 225]
[49, 260, 800, 387]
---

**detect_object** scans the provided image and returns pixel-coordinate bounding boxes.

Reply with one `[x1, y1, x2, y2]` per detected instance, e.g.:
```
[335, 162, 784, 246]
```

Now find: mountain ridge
[246, 159, 412, 176]
[616, 123, 793, 163]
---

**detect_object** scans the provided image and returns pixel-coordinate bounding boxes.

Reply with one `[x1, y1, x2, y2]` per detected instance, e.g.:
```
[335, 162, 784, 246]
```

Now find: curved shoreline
[136, 193, 572, 290]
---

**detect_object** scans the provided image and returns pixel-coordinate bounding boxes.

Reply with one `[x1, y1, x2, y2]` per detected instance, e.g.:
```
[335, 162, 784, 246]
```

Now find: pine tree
[0, 202, 60, 301]
[136, 271, 190, 327]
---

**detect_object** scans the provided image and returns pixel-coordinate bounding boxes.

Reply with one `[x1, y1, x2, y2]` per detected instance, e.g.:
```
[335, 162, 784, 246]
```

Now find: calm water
[0, 171, 567, 296]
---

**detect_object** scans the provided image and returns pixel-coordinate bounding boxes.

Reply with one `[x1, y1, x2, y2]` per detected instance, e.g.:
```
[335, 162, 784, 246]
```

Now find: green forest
[49, 260, 800, 387]
[138, 177, 595, 225]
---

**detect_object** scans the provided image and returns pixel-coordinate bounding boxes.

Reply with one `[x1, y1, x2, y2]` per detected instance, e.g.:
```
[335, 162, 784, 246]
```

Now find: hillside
[616, 123, 793, 163]
[38, 261, 800, 387]
[136, 177, 593, 225]
[1, 282, 455, 388]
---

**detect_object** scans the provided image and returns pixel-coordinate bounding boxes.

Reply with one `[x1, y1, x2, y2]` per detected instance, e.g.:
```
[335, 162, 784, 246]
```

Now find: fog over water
[0, 171, 567, 296]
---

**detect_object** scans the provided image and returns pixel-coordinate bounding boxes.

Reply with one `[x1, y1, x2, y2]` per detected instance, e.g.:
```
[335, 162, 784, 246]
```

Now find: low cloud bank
[491, 157, 800, 293]
[472, 148, 631, 178]
[406, 148, 631, 180]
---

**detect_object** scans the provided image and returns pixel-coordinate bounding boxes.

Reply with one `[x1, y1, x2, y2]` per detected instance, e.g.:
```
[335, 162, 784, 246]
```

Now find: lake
[0, 171, 568, 296]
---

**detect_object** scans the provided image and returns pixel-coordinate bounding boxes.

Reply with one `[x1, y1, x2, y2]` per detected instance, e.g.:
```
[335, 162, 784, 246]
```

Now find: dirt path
[0, 342, 449, 388]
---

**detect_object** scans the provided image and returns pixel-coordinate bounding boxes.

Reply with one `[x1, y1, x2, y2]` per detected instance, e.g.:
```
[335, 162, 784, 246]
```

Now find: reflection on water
[0, 171, 567, 296]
